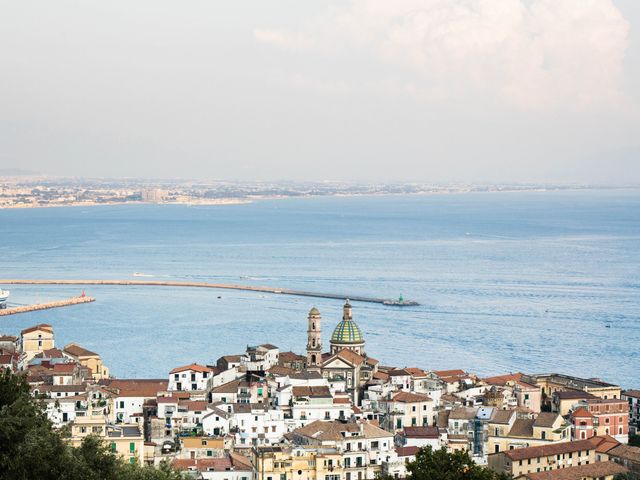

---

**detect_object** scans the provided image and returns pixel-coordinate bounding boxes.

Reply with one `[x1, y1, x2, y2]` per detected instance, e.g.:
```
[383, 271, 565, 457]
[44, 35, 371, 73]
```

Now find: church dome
[331, 318, 364, 344]
[309, 307, 321, 316]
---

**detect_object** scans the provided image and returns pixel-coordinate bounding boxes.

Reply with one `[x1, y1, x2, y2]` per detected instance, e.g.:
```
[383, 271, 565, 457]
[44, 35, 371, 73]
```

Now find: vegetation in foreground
[0, 368, 186, 480]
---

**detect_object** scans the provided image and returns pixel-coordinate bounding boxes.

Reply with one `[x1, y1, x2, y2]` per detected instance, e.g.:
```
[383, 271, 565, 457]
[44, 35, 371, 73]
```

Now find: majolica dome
[331, 300, 364, 344]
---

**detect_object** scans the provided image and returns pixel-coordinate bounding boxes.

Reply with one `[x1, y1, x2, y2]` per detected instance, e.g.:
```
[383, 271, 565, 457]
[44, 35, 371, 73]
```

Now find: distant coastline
[1, 180, 638, 210]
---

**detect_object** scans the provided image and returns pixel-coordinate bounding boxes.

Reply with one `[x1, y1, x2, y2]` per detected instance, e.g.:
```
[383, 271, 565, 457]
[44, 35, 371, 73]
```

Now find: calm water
[1, 190, 639, 387]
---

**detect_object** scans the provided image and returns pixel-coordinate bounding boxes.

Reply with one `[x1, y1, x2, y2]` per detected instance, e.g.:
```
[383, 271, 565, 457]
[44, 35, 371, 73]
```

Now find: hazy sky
[1, 0, 639, 183]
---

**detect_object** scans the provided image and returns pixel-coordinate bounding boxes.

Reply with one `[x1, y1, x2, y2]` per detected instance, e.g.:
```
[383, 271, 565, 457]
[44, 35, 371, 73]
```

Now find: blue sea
[1, 190, 639, 387]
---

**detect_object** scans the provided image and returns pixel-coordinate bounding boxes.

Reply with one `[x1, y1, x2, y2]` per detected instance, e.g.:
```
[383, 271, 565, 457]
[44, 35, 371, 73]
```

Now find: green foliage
[402, 446, 512, 480]
[0, 369, 186, 480]
[628, 434, 640, 447]
[614, 473, 640, 480]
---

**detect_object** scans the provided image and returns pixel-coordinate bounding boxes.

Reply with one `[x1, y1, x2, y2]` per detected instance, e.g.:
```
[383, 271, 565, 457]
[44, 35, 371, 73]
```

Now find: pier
[0, 279, 419, 306]
[0, 295, 95, 316]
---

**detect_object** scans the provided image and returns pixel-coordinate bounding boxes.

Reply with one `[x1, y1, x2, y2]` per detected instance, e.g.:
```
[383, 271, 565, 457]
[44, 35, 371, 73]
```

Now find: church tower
[306, 307, 322, 370]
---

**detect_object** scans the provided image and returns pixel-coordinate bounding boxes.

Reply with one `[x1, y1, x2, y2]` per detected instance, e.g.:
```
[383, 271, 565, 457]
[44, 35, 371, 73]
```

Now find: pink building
[571, 398, 629, 443]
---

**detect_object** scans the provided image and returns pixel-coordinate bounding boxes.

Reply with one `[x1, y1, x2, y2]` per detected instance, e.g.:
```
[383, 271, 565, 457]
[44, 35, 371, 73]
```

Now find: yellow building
[63, 343, 109, 380]
[69, 412, 144, 465]
[529, 374, 621, 407]
[488, 438, 598, 477]
[253, 445, 344, 480]
[20, 324, 54, 361]
[488, 411, 570, 454]
[181, 437, 225, 459]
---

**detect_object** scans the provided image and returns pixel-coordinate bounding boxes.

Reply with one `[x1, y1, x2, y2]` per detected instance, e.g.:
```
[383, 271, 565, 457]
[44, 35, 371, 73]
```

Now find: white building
[169, 363, 214, 392]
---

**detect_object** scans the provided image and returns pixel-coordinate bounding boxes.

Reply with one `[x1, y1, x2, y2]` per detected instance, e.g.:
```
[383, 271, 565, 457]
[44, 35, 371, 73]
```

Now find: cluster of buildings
[1, 300, 639, 480]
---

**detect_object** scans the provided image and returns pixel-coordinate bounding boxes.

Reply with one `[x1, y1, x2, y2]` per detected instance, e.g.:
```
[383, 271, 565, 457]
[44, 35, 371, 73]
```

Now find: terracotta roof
[449, 406, 477, 420]
[172, 457, 250, 472]
[396, 446, 420, 457]
[589, 435, 621, 454]
[292, 386, 332, 398]
[21, 324, 53, 335]
[372, 371, 389, 381]
[0, 335, 17, 342]
[402, 426, 439, 438]
[391, 391, 432, 403]
[259, 343, 278, 350]
[268, 365, 295, 376]
[490, 409, 515, 425]
[63, 343, 99, 357]
[388, 368, 412, 377]
[332, 348, 365, 366]
[501, 439, 596, 461]
[52, 363, 76, 373]
[571, 407, 594, 418]
[278, 351, 305, 362]
[101, 379, 168, 398]
[221, 355, 242, 363]
[533, 412, 561, 427]
[210, 377, 245, 394]
[517, 461, 627, 480]
[156, 396, 179, 404]
[608, 444, 640, 463]
[554, 390, 596, 400]
[623, 389, 640, 399]
[366, 357, 379, 366]
[433, 369, 466, 377]
[185, 401, 208, 412]
[484, 373, 524, 386]
[36, 348, 65, 358]
[293, 420, 392, 442]
[169, 363, 213, 374]
[508, 418, 535, 437]
[405, 367, 427, 377]
[333, 397, 351, 404]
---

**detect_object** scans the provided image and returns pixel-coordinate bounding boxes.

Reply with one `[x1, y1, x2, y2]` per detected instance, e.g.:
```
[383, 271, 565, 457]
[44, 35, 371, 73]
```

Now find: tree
[404, 446, 512, 480]
[614, 473, 640, 480]
[0, 369, 186, 480]
[628, 434, 640, 448]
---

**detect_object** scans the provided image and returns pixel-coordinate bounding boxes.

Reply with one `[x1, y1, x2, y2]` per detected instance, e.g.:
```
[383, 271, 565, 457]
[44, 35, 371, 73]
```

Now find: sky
[1, 0, 639, 184]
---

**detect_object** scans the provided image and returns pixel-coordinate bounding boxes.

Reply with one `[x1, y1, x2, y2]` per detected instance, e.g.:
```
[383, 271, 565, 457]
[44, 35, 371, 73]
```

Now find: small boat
[0, 289, 9, 309]
[133, 272, 153, 277]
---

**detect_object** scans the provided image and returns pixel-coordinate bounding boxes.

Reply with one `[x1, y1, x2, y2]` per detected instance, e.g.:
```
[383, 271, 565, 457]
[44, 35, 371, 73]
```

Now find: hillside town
[1, 300, 639, 480]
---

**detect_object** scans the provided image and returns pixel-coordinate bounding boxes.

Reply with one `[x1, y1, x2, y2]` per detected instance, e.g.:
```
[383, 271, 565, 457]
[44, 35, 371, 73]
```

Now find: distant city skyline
[1, 1, 639, 184]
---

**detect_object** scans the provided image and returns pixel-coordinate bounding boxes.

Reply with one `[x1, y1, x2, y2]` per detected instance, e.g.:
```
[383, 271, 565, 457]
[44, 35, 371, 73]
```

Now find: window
[541, 431, 546, 440]
[110, 442, 117, 452]
[130, 442, 135, 452]
[371, 441, 379, 449]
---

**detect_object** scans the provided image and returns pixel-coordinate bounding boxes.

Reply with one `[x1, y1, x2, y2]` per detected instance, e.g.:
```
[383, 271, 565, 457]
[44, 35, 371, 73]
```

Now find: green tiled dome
[331, 318, 364, 344]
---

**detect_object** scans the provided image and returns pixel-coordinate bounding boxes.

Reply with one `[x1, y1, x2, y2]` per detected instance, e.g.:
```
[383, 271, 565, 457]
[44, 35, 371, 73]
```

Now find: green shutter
[130, 442, 135, 452]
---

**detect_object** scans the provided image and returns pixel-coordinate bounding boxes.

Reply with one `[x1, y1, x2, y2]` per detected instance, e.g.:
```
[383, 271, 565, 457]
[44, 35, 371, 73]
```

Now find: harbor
[0, 279, 419, 306]
[0, 294, 95, 316]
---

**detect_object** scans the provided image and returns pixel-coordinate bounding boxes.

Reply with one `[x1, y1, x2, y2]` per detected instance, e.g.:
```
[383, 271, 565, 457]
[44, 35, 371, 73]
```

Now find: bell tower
[306, 307, 322, 371]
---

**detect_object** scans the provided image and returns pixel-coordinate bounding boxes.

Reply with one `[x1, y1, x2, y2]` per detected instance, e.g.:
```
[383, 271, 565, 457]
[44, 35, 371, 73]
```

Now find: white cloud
[254, 0, 630, 110]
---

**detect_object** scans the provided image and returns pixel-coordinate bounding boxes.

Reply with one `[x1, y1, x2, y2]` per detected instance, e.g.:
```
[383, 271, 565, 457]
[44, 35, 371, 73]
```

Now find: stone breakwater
[0, 295, 95, 316]
[0, 279, 419, 306]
